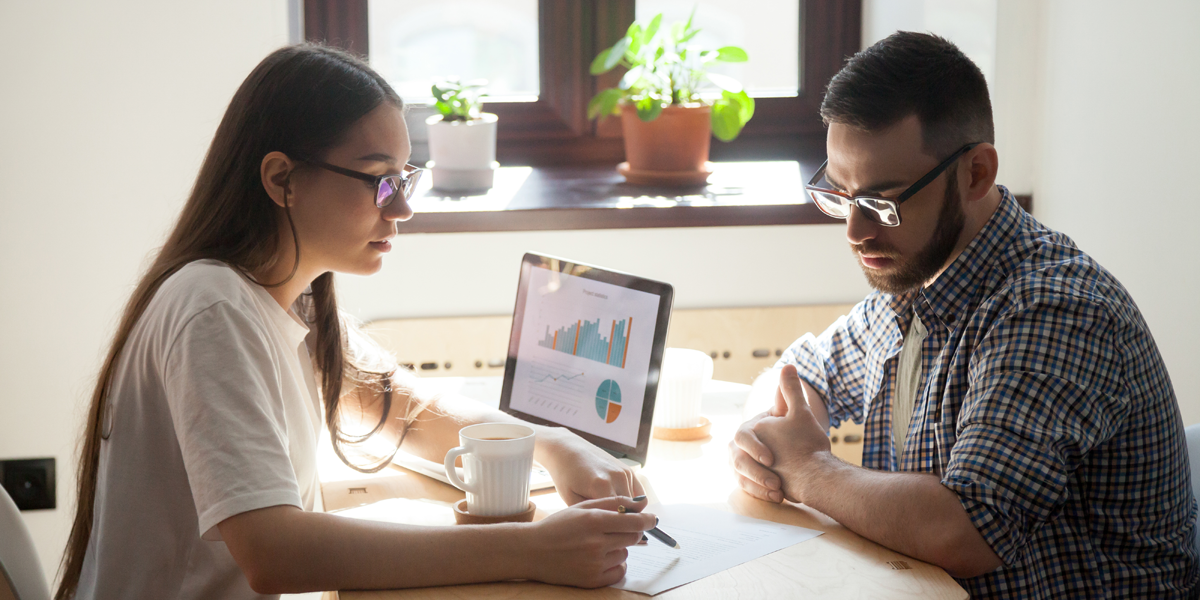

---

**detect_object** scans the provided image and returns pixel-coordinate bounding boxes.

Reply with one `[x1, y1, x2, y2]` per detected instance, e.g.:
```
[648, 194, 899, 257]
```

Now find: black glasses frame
[805, 142, 981, 227]
[301, 158, 424, 208]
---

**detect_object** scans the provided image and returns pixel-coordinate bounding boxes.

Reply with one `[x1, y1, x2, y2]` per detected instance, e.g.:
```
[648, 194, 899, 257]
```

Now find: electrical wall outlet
[0, 457, 56, 510]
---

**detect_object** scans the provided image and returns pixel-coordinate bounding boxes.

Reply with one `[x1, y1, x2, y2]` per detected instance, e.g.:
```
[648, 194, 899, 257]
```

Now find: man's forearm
[785, 453, 1003, 578]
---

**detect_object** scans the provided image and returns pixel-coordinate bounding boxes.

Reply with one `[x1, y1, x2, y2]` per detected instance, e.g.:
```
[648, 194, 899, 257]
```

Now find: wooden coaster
[452, 499, 536, 525]
[653, 416, 712, 441]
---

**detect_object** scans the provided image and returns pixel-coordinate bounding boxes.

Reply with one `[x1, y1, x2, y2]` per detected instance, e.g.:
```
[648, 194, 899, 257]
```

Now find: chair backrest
[0, 486, 50, 600]
[1187, 423, 1200, 554]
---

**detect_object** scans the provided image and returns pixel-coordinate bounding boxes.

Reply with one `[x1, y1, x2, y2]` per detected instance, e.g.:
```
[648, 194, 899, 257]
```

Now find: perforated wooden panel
[363, 304, 865, 465]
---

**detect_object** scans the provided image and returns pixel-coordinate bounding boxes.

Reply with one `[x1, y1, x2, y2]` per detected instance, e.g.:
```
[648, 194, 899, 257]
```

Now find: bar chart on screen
[537, 316, 632, 368]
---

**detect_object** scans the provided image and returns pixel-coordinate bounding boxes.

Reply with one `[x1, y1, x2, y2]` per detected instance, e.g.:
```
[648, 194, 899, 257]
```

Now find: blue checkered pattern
[779, 187, 1199, 598]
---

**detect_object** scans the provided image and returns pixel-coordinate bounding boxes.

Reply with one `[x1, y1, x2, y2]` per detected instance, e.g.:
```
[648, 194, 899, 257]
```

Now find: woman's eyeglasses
[805, 142, 980, 227]
[301, 159, 424, 208]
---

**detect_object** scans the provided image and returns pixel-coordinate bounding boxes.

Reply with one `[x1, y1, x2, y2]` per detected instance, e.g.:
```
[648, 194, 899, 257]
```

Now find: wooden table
[318, 383, 967, 599]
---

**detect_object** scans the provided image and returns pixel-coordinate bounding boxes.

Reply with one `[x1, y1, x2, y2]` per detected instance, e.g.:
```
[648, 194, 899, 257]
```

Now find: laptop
[499, 253, 674, 468]
[392, 253, 673, 488]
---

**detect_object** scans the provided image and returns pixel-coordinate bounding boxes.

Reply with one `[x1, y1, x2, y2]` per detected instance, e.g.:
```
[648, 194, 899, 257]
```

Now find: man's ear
[261, 151, 296, 208]
[962, 143, 999, 203]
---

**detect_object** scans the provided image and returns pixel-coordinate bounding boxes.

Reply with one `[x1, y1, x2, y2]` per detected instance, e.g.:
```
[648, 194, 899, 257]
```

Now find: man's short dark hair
[820, 32, 994, 159]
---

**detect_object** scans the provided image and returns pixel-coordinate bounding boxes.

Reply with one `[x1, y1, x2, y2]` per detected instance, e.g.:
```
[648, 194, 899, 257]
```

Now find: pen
[618, 503, 681, 549]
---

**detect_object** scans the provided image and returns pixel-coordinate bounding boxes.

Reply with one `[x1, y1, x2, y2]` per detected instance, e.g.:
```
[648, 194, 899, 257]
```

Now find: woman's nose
[383, 196, 414, 222]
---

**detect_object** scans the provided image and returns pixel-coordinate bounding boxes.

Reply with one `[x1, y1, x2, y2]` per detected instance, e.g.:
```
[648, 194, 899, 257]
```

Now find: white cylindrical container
[443, 422, 535, 516]
[653, 348, 714, 429]
[425, 113, 498, 192]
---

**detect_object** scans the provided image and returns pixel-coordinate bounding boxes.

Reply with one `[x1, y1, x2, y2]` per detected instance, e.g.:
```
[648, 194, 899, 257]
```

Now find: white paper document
[615, 504, 822, 596]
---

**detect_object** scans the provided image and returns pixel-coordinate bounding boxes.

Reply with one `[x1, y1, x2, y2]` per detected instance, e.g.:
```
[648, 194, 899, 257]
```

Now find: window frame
[304, 0, 862, 166]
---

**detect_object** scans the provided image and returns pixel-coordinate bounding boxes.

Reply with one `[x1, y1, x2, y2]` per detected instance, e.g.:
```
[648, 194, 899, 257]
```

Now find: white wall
[0, 0, 290, 582]
[1030, 0, 1200, 424]
[862, 0, 1200, 424]
[1, 0, 1197, 587]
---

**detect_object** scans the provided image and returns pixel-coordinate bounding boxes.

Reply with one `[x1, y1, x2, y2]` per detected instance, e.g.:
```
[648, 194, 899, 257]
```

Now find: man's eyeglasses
[301, 159, 424, 208]
[805, 142, 980, 227]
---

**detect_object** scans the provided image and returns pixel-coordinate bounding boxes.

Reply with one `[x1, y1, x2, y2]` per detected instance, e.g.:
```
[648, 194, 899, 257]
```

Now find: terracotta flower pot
[620, 104, 712, 174]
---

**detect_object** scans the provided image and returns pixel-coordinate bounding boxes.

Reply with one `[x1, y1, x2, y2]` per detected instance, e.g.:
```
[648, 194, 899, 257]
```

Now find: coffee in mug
[444, 423, 536, 516]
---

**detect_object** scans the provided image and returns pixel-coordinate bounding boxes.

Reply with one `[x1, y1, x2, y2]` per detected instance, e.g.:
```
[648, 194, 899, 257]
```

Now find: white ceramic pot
[425, 112, 499, 192]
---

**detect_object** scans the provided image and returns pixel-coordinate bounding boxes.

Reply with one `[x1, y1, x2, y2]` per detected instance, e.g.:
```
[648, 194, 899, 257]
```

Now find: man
[730, 32, 1198, 597]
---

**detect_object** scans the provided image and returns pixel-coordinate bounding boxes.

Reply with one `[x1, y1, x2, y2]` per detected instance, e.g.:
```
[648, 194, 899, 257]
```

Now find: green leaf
[626, 22, 642, 42]
[605, 37, 630, 71]
[711, 90, 755, 141]
[705, 73, 743, 93]
[732, 89, 755, 123]
[711, 102, 741, 141]
[619, 65, 645, 90]
[642, 68, 670, 93]
[678, 28, 700, 44]
[716, 46, 749, 62]
[626, 23, 643, 56]
[670, 22, 685, 44]
[643, 13, 662, 45]
[590, 48, 613, 75]
[587, 88, 623, 121]
[635, 96, 663, 122]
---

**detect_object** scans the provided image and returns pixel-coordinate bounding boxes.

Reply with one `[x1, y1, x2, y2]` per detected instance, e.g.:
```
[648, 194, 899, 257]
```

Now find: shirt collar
[918, 185, 1023, 329]
[244, 277, 312, 348]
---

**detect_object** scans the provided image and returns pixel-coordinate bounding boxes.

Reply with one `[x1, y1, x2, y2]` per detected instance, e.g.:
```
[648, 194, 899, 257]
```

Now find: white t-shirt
[77, 259, 324, 600]
[892, 311, 927, 460]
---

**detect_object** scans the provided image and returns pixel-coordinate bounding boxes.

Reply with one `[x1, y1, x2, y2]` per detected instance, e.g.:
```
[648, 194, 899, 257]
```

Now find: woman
[57, 44, 653, 599]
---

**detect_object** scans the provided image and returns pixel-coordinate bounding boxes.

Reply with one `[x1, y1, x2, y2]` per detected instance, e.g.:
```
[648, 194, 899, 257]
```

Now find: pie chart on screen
[595, 379, 622, 424]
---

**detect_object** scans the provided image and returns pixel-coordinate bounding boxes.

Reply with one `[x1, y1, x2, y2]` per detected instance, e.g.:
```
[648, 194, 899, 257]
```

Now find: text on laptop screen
[508, 265, 661, 447]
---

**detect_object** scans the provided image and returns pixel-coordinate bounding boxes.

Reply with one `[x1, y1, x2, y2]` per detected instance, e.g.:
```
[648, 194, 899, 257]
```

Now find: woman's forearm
[219, 497, 653, 594]
[220, 505, 530, 594]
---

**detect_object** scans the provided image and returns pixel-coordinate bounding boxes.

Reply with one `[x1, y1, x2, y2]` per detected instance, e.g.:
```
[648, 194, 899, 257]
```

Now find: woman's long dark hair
[56, 44, 409, 599]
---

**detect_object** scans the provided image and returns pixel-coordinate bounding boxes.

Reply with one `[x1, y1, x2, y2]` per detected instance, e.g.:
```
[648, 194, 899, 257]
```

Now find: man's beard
[852, 177, 965, 295]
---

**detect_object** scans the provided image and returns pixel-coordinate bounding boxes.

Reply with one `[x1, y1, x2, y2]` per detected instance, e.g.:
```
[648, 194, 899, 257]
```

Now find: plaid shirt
[779, 187, 1199, 598]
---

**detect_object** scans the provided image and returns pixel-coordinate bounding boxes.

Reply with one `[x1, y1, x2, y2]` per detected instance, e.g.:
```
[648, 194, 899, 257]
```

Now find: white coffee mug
[444, 423, 536, 516]
[654, 348, 714, 429]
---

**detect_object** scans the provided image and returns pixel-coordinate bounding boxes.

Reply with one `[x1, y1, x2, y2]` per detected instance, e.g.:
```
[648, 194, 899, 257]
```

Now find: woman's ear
[261, 151, 296, 208]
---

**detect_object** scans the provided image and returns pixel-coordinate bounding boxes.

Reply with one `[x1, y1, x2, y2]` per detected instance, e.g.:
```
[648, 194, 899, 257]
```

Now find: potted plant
[425, 79, 498, 192]
[588, 11, 755, 185]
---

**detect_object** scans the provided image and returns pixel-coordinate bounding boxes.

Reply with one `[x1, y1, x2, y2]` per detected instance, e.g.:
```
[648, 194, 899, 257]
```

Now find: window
[368, 1, 541, 103]
[304, 0, 861, 166]
[635, 0, 801, 98]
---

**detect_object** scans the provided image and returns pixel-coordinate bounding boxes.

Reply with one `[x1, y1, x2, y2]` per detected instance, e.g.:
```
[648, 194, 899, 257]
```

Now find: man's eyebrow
[824, 171, 908, 196]
[357, 152, 397, 163]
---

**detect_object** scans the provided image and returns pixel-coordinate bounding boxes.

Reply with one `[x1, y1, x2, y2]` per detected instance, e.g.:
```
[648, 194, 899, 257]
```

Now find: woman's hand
[520, 496, 655, 588]
[535, 428, 645, 505]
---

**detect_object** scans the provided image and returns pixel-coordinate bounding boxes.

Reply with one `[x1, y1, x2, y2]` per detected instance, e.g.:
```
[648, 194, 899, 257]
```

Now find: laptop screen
[500, 253, 673, 465]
